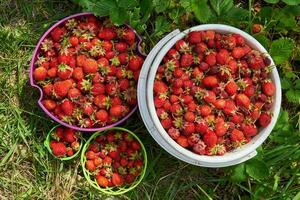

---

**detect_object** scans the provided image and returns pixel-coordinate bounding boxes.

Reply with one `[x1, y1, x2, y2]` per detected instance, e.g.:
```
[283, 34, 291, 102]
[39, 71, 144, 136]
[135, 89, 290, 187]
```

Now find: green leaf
[254, 35, 270, 49]
[140, 0, 153, 22]
[110, 6, 128, 25]
[295, 80, 300, 89]
[245, 158, 269, 180]
[180, 0, 192, 12]
[87, 0, 117, 17]
[210, 0, 234, 16]
[263, 0, 280, 3]
[117, 0, 138, 8]
[225, 7, 248, 21]
[286, 89, 300, 103]
[270, 38, 295, 64]
[274, 110, 289, 131]
[153, 0, 170, 13]
[154, 16, 172, 36]
[281, 77, 292, 89]
[281, 0, 300, 5]
[231, 164, 247, 182]
[283, 5, 300, 15]
[191, 0, 213, 23]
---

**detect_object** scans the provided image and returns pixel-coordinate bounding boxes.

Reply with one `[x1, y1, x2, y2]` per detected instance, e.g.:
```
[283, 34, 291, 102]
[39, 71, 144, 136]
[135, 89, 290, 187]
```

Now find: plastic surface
[29, 12, 146, 132]
[80, 127, 147, 195]
[44, 125, 83, 161]
[141, 24, 281, 167]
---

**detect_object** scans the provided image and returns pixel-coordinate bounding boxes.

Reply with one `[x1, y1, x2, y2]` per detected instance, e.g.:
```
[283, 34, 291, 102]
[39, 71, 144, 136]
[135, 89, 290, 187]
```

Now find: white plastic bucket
[140, 24, 281, 167]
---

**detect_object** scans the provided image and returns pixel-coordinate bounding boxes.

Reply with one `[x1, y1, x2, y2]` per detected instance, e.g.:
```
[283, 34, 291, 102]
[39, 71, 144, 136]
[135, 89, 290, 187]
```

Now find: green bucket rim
[80, 127, 148, 195]
[44, 124, 83, 161]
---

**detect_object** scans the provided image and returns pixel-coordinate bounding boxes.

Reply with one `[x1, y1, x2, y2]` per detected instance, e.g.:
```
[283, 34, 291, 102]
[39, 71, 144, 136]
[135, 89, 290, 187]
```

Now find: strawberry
[184, 111, 195, 122]
[223, 100, 237, 115]
[193, 140, 206, 155]
[176, 135, 189, 147]
[112, 173, 123, 186]
[121, 28, 136, 41]
[91, 83, 105, 96]
[94, 94, 110, 109]
[98, 28, 117, 40]
[96, 175, 109, 187]
[203, 90, 216, 104]
[235, 93, 250, 109]
[115, 42, 128, 52]
[63, 128, 76, 143]
[42, 99, 56, 110]
[204, 53, 216, 66]
[252, 24, 262, 33]
[125, 174, 135, 184]
[51, 142, 67, 157]
[51, 27, 65, 42]
[95, 109, 108, 123]
[258, 112, 271, 127]
[215, 121, 228, 137]
[183, 122, 195, 136]
[67, 149, 74, 156]
[180, 53, 193, 67]
[33, 67, 47, 81]
[202, 75, 218, 88]
[188, 31, 202, 44]
[195, 119, 208, 134]
[225, 80, 238, 95]
[154, 80, 168, 94]
[72, 67, 84, 81]
[68, 88, 81, 99]
[161, 117, 172, 129]
[167, 127, 180, 139]
[203, 130, 217, 147]
[187, 133, 200, 146]
[43, 84, 54, 96]
[241, 124, 257, 137]
[232, 47, 246, 59]
[61, 99, 74, 116]
[213, 99, 226, 109]
[53, 80, 72, 98]
[83, 58, 98, 74]
[199, 105, 211, 117]
[110, 105, 126, 117]
[262, 80, 275, 96]
[69, 36, 79, 47]
[216, 49, 229, 65]
[230, 129, 245, 142]
[47, 67, 57, 78]
[128, 56, 143, 71]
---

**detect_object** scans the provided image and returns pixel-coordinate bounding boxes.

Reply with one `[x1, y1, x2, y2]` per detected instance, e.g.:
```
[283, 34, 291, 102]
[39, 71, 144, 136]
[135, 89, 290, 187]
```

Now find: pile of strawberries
[84, 131, 144, 187]
[50, 126, 81, 157]
[154, 30, 276, 156]
[33, 16, 144, 128]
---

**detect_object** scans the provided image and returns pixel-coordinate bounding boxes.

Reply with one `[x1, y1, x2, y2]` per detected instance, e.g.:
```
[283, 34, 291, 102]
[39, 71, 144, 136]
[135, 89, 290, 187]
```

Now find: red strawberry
[119, 79, 130, 91]
[43, 84, 54, 96]
[241, 124, 258, 137]
[183, 122, 195, 136]
[199, 105, 211, 117]
[225, 80, 238, 95]
[83, 58, 98, 74]
[53, 80, 72, 98]
[205, 53, 216, 66]
[215, 121, 228, 137]
[98, 28, 116, 40]
[51, 27, 65, 42]
[184, 111, 195, 122]
[42, 99, 56, 110]
[125, 174, 135, 184]
[213, 99, 226, 109]
[236, 93, 250, 109]
[195, 119, 208, 134]
[161, 117, 172, 129]
[94, 94, 111, 109]
[203, 129, 217, 147]
[188, 31, 202, 44]
[154, 80, 168, 94]
[202, 75, 218, 88]
[72, 67, 84, 81]
[203, 90, 216, 104]
[176, 135, 189, 147]
[262, 80, 275, 96]
[244, 85, 255, 97]
[68, 88, 81, 99]
[216, 49, 229, 65]
[47, 67, 57, 78]
[180, 53, 193, 67]
[94, 158, 102, 166]
[230, 129, 245, 142]
[51, 142, 67, 157]
[67, 149, 74, 157]
[202, 30, 215, 41]
[109, 105, 124, 117]
[232, 47, 246, 59]
[61, 99, 74, 116]
[122, 28, 136, 41]
[128, 56, 143, 71]
[115, 42, 128, 52]
[91, 83, 105, 96]
[252, 24, 262, 33]
[258, 112, 271, 127]
[96, 175, 109, 187]
[76, 55, 87, 67]
[69, 36, 79, 46]
[187, 133, 200, 146]
[33, 67, 47, 81]
[118, 53, 129, 65]
[223, 100, 237, 115]
[95, 109, 108, 123]
[64, 128, 76, 143]
[86, 160, 96, 171]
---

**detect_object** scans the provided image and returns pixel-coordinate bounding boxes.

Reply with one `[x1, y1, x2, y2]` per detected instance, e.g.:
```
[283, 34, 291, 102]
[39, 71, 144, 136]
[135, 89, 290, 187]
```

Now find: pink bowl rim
[29, 12, 146, 132]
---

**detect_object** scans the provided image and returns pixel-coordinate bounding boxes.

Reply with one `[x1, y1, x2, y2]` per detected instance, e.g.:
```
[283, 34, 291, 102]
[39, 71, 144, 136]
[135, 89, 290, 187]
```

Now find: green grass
[0, 0, 300, 199]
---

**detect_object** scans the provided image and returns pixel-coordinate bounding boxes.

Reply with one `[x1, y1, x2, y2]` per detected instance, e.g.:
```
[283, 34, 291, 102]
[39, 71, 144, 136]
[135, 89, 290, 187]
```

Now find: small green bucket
[44, 125, 83, 161]
[81, 127, 147, 195]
